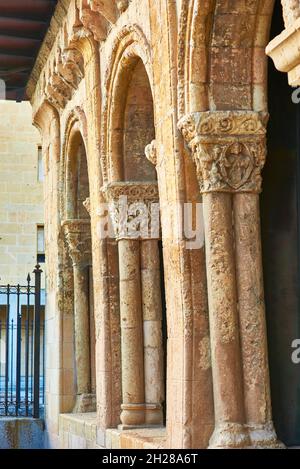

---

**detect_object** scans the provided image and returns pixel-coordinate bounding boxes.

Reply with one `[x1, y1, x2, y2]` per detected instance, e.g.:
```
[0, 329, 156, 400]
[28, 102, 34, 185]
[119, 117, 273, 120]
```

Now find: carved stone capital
[178, 111, 269, 194]
[145, 140, 158, 167]
[62, 219, 92, 267]
[101, 182, 160, 240]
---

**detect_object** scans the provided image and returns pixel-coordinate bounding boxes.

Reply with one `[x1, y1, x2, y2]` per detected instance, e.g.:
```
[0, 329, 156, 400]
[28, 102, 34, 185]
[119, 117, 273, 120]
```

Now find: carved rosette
[62, 219, 92, 267]
[102, 181, 160, 240]
[178, 111, 269, 194]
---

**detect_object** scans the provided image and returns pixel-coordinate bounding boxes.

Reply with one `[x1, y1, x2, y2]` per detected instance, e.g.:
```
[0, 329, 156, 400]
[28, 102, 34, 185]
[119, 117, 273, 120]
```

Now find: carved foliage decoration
[178, 111, 269, 194]
[102, 182, 159, 240]
[62, 220, 92, 267]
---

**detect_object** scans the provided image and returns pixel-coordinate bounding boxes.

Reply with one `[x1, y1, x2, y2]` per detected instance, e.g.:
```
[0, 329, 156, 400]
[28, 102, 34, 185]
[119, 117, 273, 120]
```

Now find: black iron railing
[0, 265, 44, 418]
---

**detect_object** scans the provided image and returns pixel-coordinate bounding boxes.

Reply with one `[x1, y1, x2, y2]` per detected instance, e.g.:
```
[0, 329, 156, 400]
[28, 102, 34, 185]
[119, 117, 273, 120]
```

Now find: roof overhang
[0, 0, 58, 101]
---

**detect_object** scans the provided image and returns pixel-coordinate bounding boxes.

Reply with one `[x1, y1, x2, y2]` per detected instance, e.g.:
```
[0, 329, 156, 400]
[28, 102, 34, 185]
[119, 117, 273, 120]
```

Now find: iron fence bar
[30, 318, 33, 406]
[33, 265, 42, 418]
[15, 285, 21, 415]
[5, 286, 10, 415]
[25, 274, 30, 416]
[42, 320, 45, 405]
[10, 318, 14, 403]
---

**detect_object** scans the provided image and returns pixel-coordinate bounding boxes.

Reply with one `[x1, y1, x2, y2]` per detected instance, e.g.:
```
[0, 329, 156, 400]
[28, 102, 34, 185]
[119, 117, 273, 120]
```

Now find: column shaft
[234, 193, 282, 447]
[203, 192, 250, 448]
[73, 265, 91, 394]
[119, 239, 145, 427]
[141, 240, 164, 425]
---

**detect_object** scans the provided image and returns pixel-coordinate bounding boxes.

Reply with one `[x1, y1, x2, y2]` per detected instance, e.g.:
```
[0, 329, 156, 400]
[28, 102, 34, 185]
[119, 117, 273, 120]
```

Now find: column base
[145, 403, 163, 426]
[73, 393, 96, 413]
[120, 403, 145, 427]
[208, 423, 251, 449]
[248, 422, 285, 449]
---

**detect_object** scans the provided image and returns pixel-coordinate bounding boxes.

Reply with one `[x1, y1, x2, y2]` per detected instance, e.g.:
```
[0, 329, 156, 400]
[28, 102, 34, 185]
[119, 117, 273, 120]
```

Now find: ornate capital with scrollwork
[101, 181, 160, 240]
[62, 219, 92, 267]
[178, 111, 269, 194]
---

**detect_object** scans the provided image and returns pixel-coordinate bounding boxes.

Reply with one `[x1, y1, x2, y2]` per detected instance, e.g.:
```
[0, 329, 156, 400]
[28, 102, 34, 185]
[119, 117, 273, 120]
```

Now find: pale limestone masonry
[0, 101, 43, 286]
[22, 0, 300, 450]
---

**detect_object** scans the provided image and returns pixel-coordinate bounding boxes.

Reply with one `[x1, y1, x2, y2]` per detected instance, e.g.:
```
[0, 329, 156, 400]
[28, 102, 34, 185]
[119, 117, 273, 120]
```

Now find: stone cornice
[27, 0, 71, 100]
[27, 0, 130, 103]
[178, 111, 268, 194]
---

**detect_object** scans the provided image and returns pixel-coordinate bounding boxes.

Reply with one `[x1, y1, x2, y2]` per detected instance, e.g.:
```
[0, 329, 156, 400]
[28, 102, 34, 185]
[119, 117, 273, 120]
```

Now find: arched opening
[63, 129, 96, 413]
[261, 2, 300, 446]
[123, 59, 156, 182]
[108, 55, 167, 428]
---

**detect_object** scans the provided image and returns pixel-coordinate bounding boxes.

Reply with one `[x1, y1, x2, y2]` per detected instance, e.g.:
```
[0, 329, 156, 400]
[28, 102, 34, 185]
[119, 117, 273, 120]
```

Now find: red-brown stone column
[234, 193, 284, 447]
[202, 192, 249, 448]
[105, 182, 161, 428]
[63, 219, 96, 413]
[179, 110, 281, 448]
[141, 239, 164, 425]
[119, 238, 145, 427]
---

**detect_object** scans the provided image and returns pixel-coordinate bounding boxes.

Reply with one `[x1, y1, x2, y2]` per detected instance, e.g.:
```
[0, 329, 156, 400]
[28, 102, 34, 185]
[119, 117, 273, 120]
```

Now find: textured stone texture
[0, 101, 44, 285]
[0, 418, 44, 449]
[27, 0, 296, 450]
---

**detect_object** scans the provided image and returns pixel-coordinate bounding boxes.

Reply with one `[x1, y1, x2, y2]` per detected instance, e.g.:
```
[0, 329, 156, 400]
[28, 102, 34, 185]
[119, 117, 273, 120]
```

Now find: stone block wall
[0, 100, 44, 286]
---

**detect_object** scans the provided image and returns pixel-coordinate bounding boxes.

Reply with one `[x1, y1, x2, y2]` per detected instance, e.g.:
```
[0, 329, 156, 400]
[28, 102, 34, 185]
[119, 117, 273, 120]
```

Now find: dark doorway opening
[261, 3, 300, 446]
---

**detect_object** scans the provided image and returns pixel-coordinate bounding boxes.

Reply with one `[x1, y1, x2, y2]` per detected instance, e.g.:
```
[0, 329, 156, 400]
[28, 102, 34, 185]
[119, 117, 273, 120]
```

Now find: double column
[179, 111, 282, 448]
[104, 182, 164, 428]
[63, 219, 96, 413]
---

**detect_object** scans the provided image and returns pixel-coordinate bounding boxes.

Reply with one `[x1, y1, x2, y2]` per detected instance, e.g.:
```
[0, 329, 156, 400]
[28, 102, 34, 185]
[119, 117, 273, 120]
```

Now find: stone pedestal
[179, 110, 282, 448]
[63, 219, 95, 413]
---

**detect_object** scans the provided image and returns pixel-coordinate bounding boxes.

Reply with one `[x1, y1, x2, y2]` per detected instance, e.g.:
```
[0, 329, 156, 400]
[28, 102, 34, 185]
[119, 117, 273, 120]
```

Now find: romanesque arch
[61, 119, 96, 414]
[177, 0, 287, 449]
[101, 25, 167, 428]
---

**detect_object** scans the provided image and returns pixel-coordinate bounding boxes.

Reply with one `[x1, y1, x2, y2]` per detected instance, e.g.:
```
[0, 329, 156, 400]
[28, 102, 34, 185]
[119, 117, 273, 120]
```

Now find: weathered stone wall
[0, 101, 43, 285]
[0, 418, 44, 449]
[27, 0, 297, 450]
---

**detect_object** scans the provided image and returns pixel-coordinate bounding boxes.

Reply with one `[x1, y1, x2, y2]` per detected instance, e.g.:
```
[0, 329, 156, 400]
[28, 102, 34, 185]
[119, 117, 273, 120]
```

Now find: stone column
[63, 219, 96, 413]
[179, 111, 282, 448]
[141, 239, 164, 425]
[105, 181, 163, 428]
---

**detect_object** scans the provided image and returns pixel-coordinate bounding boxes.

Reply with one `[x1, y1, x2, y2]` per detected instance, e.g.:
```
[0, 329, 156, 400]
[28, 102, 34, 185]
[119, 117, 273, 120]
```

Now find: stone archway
[178, 0, 287, 449]
[102, 33, 167, 429]
[62, 124, 96, 414]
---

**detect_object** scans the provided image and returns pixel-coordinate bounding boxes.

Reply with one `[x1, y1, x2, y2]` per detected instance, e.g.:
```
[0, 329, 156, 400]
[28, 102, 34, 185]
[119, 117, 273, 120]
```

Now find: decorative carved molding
[83, 197, 91, 215]
[102, 182, 159, 240]
[178, 111, 268, 194]
[103, 181, 159, 203]
[62, 219, 92, 266]
[89, 0, 118, 24]
[145, 140, 158, 167]
[79, 2, 108, 42]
